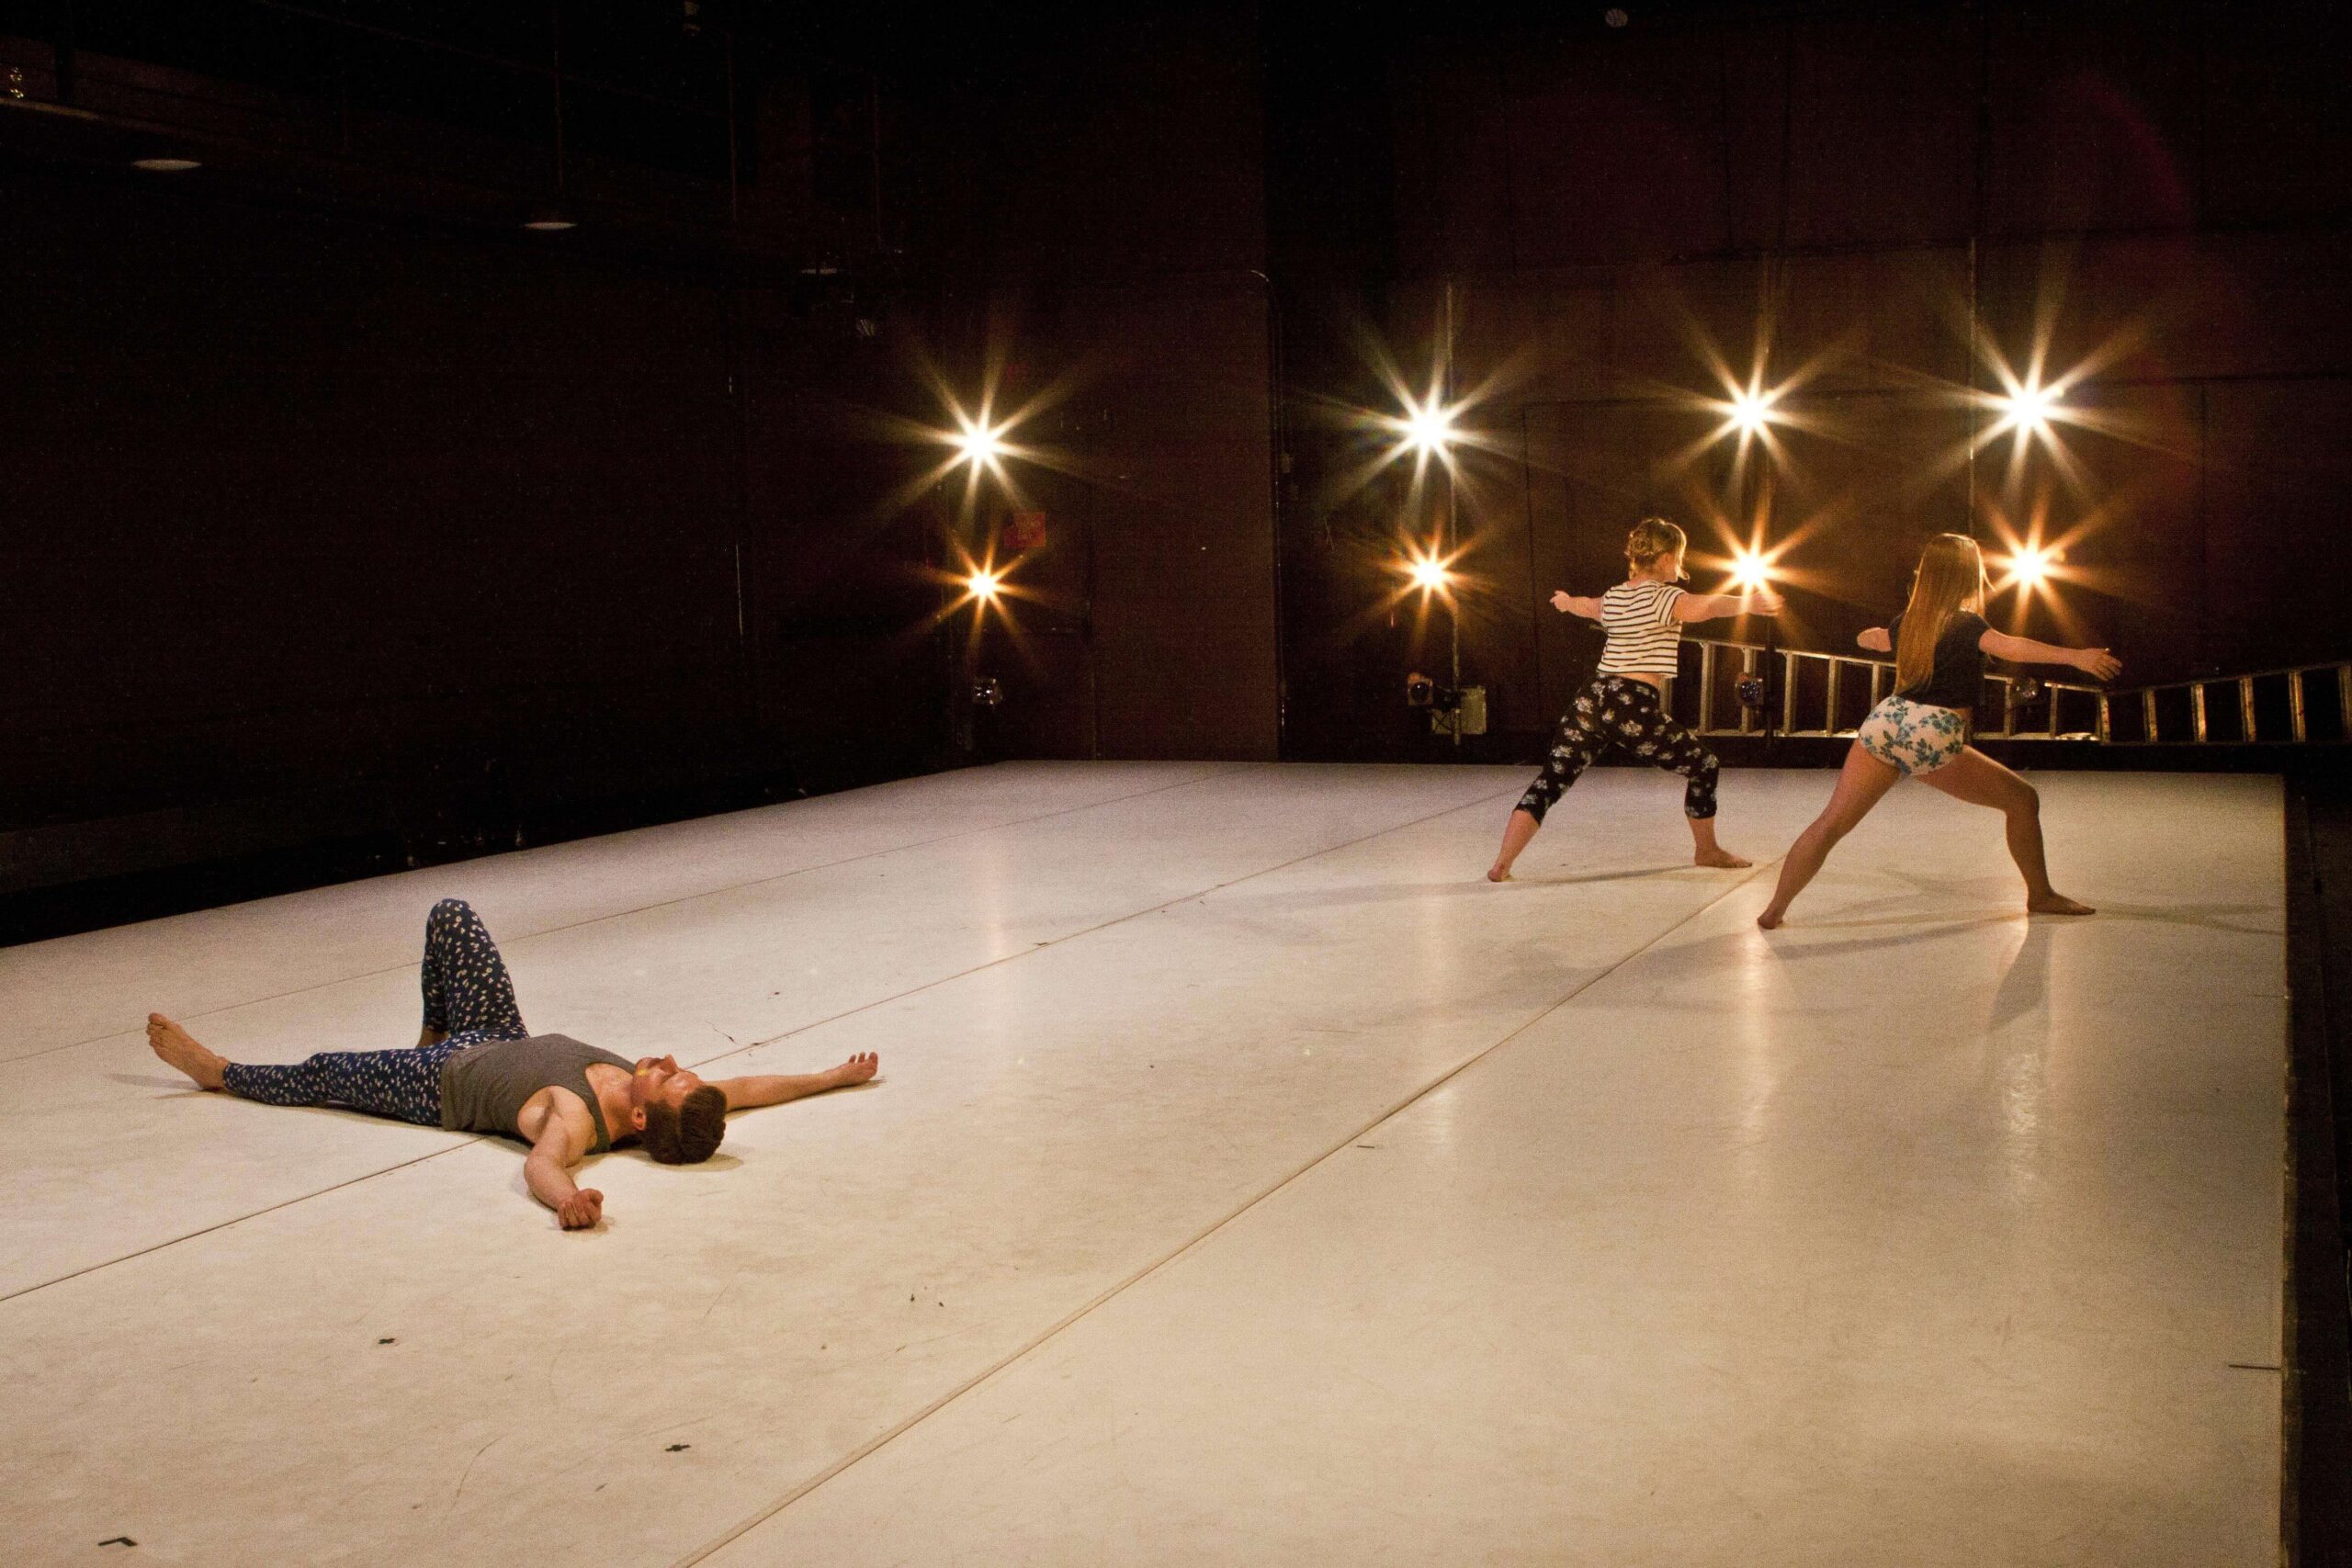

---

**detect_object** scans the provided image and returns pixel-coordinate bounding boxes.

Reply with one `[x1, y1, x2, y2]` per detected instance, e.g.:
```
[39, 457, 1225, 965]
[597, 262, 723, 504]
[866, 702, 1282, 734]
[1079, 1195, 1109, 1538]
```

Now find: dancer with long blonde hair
[1755, 533, 2121, 929]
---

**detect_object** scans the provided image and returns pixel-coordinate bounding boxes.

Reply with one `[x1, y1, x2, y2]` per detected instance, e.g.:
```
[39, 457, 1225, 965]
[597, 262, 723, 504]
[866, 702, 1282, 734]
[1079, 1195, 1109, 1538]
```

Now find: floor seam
[13, 763, 1254, 1064]
[670, 853, 1779, 1566]
[660, 782, 1532, 1079]
[1, 775, 1521, 1303]
[0, 1140, 491, 1304]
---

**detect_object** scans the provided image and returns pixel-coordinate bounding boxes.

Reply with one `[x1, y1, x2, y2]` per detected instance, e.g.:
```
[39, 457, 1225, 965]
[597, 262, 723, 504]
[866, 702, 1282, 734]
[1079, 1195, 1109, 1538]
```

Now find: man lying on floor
[146, 897, 878, 1230]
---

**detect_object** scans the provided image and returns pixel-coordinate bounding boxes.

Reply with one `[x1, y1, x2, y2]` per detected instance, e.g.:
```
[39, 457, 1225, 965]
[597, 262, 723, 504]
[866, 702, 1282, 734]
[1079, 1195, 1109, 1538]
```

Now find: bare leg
[1488, 808, 1541, 882]
[147, 1014, 226, 1090]
[1689, 815, 1750, 869]
[1916, 749, 2094, 915]
[1757, 744, 1902, 929]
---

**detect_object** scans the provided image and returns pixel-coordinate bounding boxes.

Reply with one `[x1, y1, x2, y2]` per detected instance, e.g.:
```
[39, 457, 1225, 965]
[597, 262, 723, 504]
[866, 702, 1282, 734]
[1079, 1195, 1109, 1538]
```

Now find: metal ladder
[1674, 637, 2352, 746]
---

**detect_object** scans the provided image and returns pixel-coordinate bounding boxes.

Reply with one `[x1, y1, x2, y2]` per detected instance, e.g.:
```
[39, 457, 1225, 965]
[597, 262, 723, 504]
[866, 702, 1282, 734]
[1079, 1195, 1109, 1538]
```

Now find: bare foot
[1486, 866, 1513, 883]
[832, 1052, 880, 1087]
[148, 1013, 226, 1090]
[1694, 848, 1752, 869]
[1756, 907, 1786, 931]
[2028, 893, 2096, 917]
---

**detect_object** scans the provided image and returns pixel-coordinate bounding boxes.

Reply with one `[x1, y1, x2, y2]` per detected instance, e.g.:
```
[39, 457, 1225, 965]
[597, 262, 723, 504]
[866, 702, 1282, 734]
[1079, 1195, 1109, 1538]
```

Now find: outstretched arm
[1980, 628, 2121, 681]
[1673, 588, 1783, 623]
[714, 1052, 879, 1111]
[523, 1112, 602, 1230]
[1857, 626, 1892, 653]
[1549, 591, 1605, 620]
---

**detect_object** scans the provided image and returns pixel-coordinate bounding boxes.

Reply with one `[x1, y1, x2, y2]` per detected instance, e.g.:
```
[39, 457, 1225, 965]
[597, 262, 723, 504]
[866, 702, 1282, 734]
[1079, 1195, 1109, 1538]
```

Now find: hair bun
[1625, 516, 1687, 564]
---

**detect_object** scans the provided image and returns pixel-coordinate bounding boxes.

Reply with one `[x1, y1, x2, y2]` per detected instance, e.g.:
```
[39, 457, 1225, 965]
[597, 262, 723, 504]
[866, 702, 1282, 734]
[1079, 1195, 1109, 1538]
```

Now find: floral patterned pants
[220, 898, 528, 1125]
[1856, 694, 1967, 776]
[1517, 675, 1721, 822]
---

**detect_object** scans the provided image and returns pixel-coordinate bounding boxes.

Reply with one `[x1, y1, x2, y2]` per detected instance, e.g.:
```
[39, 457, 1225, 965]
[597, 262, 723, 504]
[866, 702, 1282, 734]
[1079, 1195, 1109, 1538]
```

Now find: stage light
[955, 418, 1005, 467]
[1405, 553, 1452, 592]
[2001, 380, 2060, 434]
[1729, 389, 1776, 435]
[1398, 397, 1457, 456]
[967, 569, 1001, 602]
[2006, 543, 2059, 589]
[1710, 378, 1784, 446]
[1729, 549, 1772, 592]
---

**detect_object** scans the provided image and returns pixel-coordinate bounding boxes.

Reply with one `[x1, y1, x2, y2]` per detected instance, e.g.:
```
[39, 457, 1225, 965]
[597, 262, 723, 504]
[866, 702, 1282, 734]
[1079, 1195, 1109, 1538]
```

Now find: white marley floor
[0, 762, 2286, 1567]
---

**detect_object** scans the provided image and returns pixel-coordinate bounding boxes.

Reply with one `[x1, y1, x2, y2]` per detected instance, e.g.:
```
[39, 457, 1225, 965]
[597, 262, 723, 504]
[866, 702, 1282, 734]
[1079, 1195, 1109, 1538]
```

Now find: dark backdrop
[1269, 0, 2352, 760]
[0, 160, 945, 931]
[6, 0, 2351, 936]
[908, 5, 1281, 763]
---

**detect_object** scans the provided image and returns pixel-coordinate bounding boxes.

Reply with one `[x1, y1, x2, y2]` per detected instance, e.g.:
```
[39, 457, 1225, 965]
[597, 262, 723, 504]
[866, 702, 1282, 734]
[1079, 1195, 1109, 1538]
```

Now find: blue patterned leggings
[1517, 675, 1721, 823]
[220, 899, 529, 1126]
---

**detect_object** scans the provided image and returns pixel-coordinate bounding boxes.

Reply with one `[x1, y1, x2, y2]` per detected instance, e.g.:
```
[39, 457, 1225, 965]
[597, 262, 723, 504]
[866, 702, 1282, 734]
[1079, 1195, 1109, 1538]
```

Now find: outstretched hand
[1549, 590, 1575, 614]
[834, 1052, 880, 1087]
[2075, 648, 2122, 682]
[557, 1189, 605, 1230]
[1748, 589, 1785, 616]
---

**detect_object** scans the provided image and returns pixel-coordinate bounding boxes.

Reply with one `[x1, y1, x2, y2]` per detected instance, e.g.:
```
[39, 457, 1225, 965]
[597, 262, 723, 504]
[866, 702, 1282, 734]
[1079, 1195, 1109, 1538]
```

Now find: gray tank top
[438, 1034, 636, 1150]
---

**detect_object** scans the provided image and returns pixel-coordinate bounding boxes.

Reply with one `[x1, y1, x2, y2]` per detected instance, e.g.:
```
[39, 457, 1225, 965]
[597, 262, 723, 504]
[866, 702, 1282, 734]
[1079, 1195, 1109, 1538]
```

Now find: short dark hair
[642, 1085, 728, 1164]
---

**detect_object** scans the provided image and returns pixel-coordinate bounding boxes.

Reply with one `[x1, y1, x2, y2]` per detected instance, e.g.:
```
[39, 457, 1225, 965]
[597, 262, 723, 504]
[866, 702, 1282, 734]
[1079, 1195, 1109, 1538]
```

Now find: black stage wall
[1266, 1, 2352, 761]
[910, 6, 1282, 763]
[0, 7, 963, 937]
[7, 1, 2352, 933]
[0, 164, 944, 932]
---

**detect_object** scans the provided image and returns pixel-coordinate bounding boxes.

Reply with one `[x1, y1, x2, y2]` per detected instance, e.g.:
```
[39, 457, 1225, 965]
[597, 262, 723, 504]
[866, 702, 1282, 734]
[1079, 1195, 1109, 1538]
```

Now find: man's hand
[557, 1189, 605, 1230]
[1550, 590, 1575, 614]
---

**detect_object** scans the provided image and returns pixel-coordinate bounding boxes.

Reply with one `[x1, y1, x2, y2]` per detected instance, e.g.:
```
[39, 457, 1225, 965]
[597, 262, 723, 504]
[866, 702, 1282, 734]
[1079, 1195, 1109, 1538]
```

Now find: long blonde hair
[1895, 534, 1988, 693]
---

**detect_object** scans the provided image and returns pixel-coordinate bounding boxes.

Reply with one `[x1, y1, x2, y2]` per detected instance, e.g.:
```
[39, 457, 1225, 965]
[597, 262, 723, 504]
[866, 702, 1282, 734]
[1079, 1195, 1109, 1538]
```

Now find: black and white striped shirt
[1597, 580, 1688, 676]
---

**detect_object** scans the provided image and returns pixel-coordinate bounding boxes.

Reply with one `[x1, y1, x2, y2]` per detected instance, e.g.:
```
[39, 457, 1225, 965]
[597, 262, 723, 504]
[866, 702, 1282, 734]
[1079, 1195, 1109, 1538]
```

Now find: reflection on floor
[0, 763, 2284, 1566]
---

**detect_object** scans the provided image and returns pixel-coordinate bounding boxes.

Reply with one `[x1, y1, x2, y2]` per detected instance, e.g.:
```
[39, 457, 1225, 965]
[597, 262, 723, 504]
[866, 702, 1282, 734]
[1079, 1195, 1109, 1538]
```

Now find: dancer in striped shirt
[1487, 517, 1781, 882]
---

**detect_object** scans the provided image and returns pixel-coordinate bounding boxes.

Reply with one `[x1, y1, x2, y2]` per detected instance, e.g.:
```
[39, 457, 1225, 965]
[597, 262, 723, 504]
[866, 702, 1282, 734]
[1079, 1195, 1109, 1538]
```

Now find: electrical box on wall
[1431, 685, 1487, 738]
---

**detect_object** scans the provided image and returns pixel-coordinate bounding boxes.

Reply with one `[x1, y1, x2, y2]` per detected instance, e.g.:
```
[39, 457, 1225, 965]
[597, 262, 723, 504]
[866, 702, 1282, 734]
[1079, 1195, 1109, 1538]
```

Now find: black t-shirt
[1886, 609, 1990, 710]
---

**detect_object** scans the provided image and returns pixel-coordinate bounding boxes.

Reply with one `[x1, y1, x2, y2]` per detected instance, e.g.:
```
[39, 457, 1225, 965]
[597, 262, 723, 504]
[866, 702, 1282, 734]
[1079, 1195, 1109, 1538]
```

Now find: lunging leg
[1757, 744, 1902, 928]
[1916, 749, 2094, 915]
[1489, 697, 1607, 881]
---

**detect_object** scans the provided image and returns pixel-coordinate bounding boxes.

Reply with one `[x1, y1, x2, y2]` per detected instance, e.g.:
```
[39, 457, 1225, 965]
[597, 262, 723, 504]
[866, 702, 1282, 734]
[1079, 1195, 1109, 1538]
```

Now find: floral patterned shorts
[1857, 694, 1966, 776]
